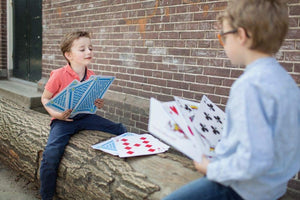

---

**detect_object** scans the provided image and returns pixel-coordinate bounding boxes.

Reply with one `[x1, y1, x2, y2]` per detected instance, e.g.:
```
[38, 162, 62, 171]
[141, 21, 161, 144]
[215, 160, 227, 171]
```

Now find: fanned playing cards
[148, 95, 226, 162]
[45, 75, 114, 117]
[92, 132, 169, 158]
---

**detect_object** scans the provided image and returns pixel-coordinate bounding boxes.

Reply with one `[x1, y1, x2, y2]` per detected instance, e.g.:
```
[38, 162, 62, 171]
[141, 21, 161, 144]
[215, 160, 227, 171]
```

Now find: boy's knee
[42, 146, 65, 166]
[119, 123, 127, 134]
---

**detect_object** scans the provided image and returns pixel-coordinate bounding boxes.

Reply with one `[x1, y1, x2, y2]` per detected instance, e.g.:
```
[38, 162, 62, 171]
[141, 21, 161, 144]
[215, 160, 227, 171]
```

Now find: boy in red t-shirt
[40, 31, 127, 200]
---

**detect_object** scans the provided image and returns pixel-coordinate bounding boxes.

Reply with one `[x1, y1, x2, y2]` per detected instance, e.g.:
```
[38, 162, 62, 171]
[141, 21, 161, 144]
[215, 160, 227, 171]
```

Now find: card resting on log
[0, 97, 202, 200]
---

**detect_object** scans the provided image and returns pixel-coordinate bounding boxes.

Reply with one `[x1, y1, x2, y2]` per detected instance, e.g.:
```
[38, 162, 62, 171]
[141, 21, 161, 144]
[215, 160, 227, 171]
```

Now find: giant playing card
[91, 132, 137, 156]
[192, 95, 226, 156]
[148, 98, 204, 162]
[70, 76, 114, 117]
[148, 96, 226, 161]
[45, 80, 79, 112]
[66, 79, 93, 109]
[92, 132, 169, 158]
[46, 75, 114, 118]
[115, 133, 169, 158]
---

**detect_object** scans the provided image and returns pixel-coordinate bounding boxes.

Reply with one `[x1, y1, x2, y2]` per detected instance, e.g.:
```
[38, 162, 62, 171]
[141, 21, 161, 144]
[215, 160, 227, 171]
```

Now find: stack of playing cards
[91, 132, 169, 158]
[148, 95, 226, 162]
[46, 75, 114, 118]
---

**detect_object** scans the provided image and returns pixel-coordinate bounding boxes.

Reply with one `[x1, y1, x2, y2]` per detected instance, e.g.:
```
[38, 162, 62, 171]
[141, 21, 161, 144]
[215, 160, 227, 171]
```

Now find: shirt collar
[65, 64, 87, 80]
[245, 57, 276, 73]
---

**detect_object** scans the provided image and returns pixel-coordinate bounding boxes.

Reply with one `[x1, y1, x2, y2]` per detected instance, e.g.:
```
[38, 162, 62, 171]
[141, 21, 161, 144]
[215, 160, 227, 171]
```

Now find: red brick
[169, 48, 191, 56]
[209, 77, 223, 85]
[286, 29, 300, 39]
[174, 23, 187, 30]
[294, 63, 300, 73]
[185, 57, 197, 65]
[182, 90, 194, 99]
[223, 78, 235, 87]
[171, 89, 183, 97]
[197, 40, 211, 48]
[196, 75, 209, 84]
[279, 62, 293, 72]
[152, 86, 161, 93]
[296, 41, 300, 50]
[215, 86, 230, 96]
[192, 49, 217, 57]
[131, 75, 147, 83]
[173, 73, 184, 81]
[290, 5, 300, 15]
[159, 32, 180, 39]
[186, 41, 198, 48]
[162, 72, 173, 79]
[285, 52, 300, 62]
[190, 83, 215, 93]
[291, 74, 300, 84]
[148, 78, 167, 87]
[184, 74, 196, 82]
[204, 67, 230, 77]
[230, 69, 244, 78]
[167, 80, 189, 90]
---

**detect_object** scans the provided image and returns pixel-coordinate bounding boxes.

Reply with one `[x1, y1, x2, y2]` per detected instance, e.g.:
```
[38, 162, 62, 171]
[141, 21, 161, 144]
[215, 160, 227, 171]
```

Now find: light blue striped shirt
[207, 57, 300, 200]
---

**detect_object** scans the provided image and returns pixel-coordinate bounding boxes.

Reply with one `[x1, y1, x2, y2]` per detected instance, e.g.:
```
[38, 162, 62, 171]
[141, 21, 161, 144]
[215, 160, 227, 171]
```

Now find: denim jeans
[163, 177, 244, 200]
[39, 114, 127, 200]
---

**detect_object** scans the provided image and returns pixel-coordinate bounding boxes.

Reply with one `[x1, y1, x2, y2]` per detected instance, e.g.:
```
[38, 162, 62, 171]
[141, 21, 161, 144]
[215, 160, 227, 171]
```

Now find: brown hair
[60, 31, 91, 63]
[218, 0, 289, 54]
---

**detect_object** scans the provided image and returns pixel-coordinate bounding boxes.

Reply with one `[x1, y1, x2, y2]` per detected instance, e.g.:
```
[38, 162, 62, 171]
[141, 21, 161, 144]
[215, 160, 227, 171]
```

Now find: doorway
[13, 0, 42, 82]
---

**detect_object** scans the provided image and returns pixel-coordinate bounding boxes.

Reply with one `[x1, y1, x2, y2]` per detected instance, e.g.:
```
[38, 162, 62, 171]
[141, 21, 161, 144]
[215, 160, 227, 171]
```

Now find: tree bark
[0, 97, 202, 200]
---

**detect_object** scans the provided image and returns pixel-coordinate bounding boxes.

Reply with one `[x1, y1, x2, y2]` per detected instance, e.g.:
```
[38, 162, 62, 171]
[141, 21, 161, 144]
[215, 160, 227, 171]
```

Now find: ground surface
[0, 162, 40, 200]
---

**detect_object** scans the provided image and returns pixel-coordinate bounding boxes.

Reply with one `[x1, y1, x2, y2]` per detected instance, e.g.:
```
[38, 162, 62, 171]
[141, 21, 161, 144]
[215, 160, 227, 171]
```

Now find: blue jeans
[163, 177, 243, 200]
[39, 114, 127, 200]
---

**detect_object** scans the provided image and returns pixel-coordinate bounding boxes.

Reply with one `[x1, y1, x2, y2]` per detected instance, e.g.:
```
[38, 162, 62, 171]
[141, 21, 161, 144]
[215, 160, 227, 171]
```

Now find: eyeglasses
[217, 29, 238, 46]
[217, 28, 250, 46]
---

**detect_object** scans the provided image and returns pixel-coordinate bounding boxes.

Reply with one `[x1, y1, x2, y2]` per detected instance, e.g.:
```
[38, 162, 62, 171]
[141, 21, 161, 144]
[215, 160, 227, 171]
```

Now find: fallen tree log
[0, 97, 202, 200]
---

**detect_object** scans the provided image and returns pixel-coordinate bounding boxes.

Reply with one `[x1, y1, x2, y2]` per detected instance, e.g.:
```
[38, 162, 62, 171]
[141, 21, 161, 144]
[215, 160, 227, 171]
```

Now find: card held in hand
[192, 95, 226, 157]
[148, 98, 204, 162]
[71, 76, 114, 117]
[46, 75, 114, 118]
[148, 96, 226, 161]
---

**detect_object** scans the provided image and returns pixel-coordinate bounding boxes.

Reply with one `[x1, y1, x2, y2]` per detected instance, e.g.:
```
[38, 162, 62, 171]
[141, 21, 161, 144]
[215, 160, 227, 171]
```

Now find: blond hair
[60, 31, 91, 63]
[218, 0, 288, 54]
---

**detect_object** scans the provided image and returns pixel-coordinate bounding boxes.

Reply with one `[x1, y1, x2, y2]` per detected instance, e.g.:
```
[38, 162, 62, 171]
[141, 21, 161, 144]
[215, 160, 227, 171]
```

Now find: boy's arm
[206, 83, 274, 183]
[194, 155, 210, 174]
[41, 89, 73, 121]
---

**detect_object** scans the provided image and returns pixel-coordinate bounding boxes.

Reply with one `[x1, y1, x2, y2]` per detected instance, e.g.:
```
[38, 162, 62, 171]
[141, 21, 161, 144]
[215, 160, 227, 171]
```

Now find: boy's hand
[94, 99, 104, 109]
[55, 109, 73, 121]
[193, 155, 210, 175]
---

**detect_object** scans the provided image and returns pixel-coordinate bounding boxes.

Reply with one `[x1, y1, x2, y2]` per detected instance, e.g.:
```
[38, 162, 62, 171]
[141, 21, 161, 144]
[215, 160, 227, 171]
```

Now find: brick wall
[42, 0, 300, 197]
[0, 0, 7, 78]
[42, 0, 300, 112]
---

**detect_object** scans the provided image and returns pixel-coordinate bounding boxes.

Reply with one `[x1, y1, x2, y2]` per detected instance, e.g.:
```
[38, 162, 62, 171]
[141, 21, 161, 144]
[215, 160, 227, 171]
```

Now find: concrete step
[0, 78, 44, 111]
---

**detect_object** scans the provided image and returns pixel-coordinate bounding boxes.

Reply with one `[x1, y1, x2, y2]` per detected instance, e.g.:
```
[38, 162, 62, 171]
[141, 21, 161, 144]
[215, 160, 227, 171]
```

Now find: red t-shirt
[45, 64, 95, 98]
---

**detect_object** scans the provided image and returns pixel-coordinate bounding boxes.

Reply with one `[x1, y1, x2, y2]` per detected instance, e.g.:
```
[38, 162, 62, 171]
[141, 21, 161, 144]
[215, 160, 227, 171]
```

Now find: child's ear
[237, 27, 251, 47]
[64, 52, 72, 60]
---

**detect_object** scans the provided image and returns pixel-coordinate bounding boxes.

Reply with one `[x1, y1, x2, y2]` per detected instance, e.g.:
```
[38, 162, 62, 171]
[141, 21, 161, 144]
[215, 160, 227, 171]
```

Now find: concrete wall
[0, 0, 7, 78]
